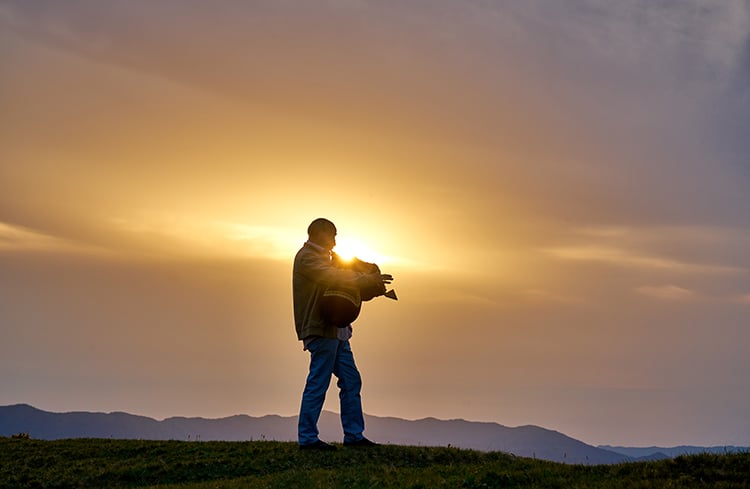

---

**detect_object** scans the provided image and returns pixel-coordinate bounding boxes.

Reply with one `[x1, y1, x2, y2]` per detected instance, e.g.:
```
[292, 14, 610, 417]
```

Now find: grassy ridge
[1, 437, 748, 488]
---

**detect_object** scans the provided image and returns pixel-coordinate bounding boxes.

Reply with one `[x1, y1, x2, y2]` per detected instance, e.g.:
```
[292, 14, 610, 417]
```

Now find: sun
[334, 236, 388, 265]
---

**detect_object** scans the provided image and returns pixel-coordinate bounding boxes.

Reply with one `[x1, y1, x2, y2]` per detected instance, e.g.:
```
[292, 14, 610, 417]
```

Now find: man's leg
[333, 340, 365, 443]
[298, 337, 338, 446]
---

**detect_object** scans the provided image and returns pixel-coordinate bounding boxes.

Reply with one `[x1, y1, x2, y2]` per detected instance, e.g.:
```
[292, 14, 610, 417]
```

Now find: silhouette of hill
[341, 414, 626, 464]
[6, 403, 731, 465]
[0, 404, 292, 443]
[599, 445, 749, 460]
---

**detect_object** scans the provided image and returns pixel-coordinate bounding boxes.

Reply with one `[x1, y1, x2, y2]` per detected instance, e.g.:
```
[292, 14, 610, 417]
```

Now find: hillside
[2, 437, 749, 489]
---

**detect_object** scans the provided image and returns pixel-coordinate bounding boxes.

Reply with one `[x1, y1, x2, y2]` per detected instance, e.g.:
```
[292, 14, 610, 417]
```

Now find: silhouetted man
[293, 218, 392, 450]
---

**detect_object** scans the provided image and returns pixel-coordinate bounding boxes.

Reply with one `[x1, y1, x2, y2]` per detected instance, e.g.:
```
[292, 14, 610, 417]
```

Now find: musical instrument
[319, 254, 397, 327]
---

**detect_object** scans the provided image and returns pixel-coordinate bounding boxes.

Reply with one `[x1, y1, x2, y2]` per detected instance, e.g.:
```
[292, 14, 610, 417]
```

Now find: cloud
[635, 285, 696, 301]
[520, 288, 585, 306]
[540, 245, 743, 275]
[541, 225, 750, 277]
[506, 1, 750, 97]
[0, 221, 104, 255]
[108, 214, 302, 261]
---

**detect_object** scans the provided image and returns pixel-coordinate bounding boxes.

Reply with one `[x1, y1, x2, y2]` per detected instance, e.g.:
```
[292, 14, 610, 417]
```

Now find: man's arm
[296, 251, 383, 291]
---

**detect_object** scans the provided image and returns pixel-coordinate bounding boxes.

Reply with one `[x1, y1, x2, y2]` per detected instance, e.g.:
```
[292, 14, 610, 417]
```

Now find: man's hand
[360, 271, 396, 302]
[380, 274, 397, 300]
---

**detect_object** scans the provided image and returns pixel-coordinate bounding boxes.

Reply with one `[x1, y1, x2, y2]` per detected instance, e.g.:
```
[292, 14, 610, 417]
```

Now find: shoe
[299, 440, 337, 451]
[343, 437, 378, 448]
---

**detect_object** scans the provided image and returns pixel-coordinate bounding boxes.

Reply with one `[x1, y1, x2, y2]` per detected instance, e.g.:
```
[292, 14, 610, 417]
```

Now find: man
[293, 217, 392, 450]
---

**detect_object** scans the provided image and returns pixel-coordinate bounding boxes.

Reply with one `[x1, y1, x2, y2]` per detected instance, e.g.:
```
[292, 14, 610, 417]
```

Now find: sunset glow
[333, 236, 389, 265]
[1, 1, 749, 448]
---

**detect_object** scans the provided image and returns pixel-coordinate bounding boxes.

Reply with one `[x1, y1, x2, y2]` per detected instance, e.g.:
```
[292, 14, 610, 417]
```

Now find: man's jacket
[293, 242, 381, 340]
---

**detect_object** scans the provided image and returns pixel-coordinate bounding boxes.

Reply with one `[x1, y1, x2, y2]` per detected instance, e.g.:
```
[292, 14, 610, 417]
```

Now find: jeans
[298, 337, 365, 445]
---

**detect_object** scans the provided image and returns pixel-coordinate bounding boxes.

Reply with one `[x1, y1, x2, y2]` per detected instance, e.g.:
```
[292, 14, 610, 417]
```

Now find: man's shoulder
[295, 243, 316, 259]
[294, 244, 327, 267]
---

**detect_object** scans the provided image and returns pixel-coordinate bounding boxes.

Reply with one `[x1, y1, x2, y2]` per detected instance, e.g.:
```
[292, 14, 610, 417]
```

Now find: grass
[1, 437, 749, 488]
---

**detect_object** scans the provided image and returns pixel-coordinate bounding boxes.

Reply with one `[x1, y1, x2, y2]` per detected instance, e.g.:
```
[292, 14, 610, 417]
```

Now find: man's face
[313, 229, 336, 252]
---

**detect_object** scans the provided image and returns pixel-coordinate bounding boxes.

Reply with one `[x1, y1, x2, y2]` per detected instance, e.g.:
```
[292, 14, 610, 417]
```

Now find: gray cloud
[2, 0, 748, 231]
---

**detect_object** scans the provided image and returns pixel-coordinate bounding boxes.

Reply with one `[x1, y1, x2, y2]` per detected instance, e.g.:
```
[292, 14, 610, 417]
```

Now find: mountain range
[1, 404, 745, 465]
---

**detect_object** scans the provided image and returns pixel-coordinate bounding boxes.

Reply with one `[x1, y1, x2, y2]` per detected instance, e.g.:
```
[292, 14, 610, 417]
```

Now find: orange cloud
[635, 285, 696, 301]
[0, 221, 103, 255]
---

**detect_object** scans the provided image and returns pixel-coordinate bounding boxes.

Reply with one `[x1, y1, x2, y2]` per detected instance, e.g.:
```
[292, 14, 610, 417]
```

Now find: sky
[1, 0, 749, 448]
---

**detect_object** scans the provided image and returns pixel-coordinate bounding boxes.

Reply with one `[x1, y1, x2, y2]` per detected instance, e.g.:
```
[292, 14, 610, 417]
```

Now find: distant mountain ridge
[599, 445, 749, 460]
[2, 404, 745, 465]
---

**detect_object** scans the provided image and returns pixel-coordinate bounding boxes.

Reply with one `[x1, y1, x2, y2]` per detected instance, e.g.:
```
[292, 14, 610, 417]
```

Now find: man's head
[307, 218, 337, 251]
